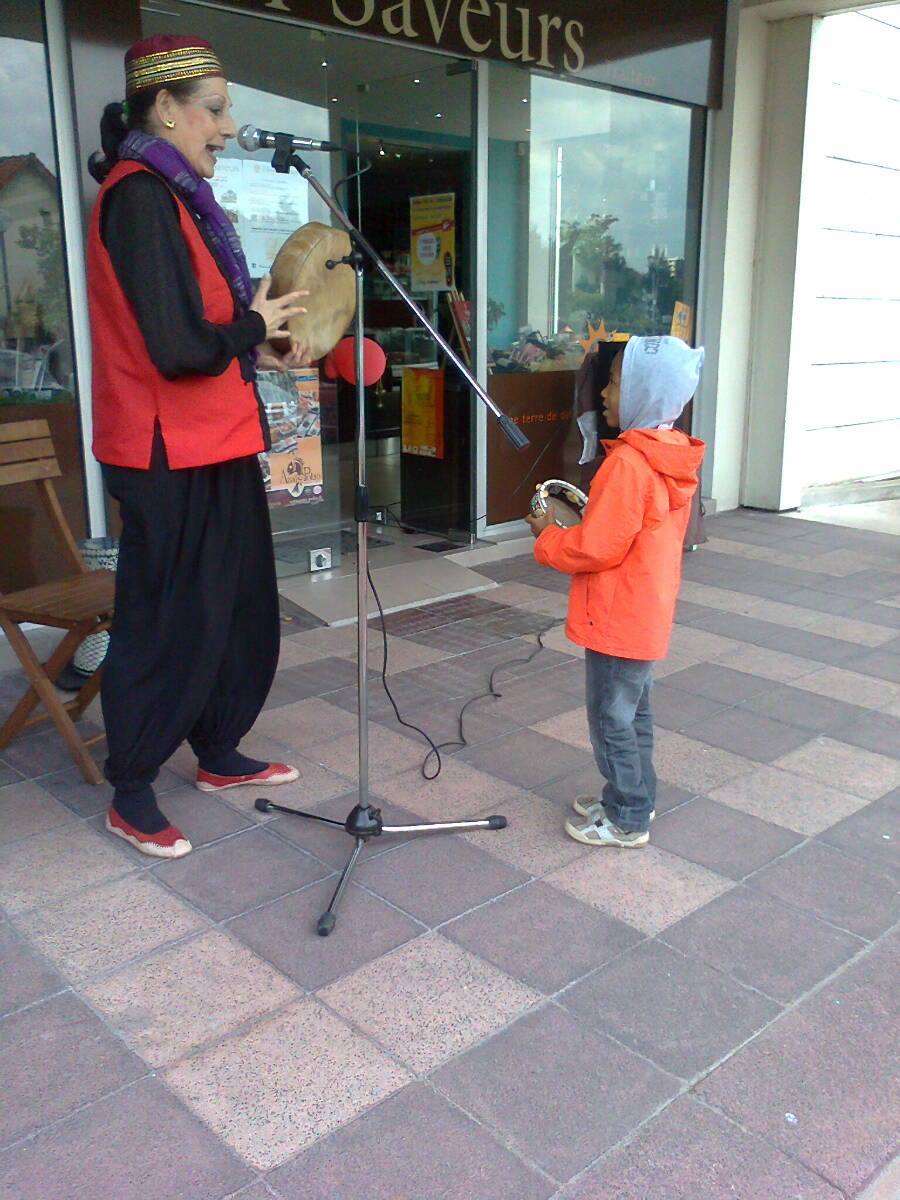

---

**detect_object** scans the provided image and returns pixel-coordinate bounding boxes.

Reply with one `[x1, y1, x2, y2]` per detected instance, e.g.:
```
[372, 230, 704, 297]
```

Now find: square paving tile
[847, 648, 900, 684]
[267, 1083, 553, 1200]
[708, 763, 871, 835]
[0, 920, 65, 1017]
[560, 1094, 842, 1199]
[0, 779, 78, 845]
[560, 939, 780, 1078]
[679, 707, 813, 762]
[152, 826, 330, 921]
[653, 730, 754, 792]
[817, 791, 900, 874]
[0, 1076, 251, 1200]
[383, 759, 520, 822]
[650, 797, 802, 880]
[713, 643, 825, 683]
[836, 710, 900, 760]
[0, 722, 104, 779]
[740, 684, 870, 735]
[17, 874, 207, 982]
[0, 991, 144, 1149]
[750, 842, 900, 939]
[529, 705, 592, 751]
[545, 846, 733, 935]
[84, 929, 300, 1068]
[165, 998, 412, 1170]
[662, 886, 863, 1004]
[459, 728, 594, 789]
[318, 933, 540, 1073]
[0, 822, 130, 916]
[252, 696, 358, 751]
[773, 737, 900, 801]
[696, 936, 899, 1195]
[432, 1003, 679, 1182]
[313, 726, 430, 788]
[443, 880, 642, 995]
[791, 666, 900, 709]
[644, 684, 729, 732]
[460, 789, 590, 877]
[356, 834, 530, 926]
[228, 877, 423, 989]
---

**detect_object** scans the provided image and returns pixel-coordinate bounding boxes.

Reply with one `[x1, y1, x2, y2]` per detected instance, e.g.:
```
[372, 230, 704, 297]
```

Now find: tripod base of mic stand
[255, 798, 507, 936]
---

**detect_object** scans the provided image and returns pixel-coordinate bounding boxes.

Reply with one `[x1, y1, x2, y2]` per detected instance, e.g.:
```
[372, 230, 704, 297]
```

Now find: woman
[88, 34, 308, 858]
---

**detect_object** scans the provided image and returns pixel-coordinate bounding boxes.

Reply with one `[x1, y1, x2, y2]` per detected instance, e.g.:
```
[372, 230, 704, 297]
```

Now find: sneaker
[195, 762, 300, 792]
[573, 795, 655, 824]
[105, 807, 192, 859]
[564, 817, 649, 848]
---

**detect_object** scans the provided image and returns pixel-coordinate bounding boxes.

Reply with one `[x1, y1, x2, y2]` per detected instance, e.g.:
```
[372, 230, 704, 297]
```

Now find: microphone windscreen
[332, 337, 387, 386]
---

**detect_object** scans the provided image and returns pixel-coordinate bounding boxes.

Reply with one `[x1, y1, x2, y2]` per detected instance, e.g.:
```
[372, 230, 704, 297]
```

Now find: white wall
[800, 7, 900, 488]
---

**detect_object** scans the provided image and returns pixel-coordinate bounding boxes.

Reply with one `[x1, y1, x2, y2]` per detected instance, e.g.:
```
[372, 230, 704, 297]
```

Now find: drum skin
[269, 222, 357, 360]
[530, 479, 588, 527]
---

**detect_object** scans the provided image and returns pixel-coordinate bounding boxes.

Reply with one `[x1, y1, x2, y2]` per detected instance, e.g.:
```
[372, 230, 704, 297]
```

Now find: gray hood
[619, 335, 705, 431]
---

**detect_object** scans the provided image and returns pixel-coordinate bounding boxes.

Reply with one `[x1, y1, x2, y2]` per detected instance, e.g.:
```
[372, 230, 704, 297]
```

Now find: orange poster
[401, 367, 445, 459]
[670, 302, 693, 343]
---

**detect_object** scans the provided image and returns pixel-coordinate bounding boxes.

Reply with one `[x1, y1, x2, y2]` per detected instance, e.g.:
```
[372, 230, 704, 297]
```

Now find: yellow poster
[402, 368, 445, 459]
[410, 193, 455, 291]
[670, 302, 693, 343]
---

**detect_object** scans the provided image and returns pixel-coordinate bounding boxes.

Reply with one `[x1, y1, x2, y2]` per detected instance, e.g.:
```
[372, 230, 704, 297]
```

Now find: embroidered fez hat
[125, 34, 224, 98]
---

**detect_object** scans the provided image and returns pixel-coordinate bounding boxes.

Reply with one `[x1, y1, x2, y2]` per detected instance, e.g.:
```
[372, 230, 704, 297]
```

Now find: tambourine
[530, 479, 588, 527]
[269, 221, 356, 361]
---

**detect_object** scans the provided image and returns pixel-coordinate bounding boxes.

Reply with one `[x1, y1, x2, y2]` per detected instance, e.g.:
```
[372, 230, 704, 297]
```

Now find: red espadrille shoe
[105, 807, 192, 859]
[195, 762, 300, 793]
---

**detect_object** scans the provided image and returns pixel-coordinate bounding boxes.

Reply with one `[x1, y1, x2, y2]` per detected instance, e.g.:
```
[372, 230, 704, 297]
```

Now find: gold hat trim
[126, 46, 224, 97]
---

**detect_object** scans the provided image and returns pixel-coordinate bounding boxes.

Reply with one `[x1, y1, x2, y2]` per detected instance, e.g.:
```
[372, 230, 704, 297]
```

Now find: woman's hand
[250, 275, 308, 340]
[257, 339, 310, 373]
[525, 512, 551, 537]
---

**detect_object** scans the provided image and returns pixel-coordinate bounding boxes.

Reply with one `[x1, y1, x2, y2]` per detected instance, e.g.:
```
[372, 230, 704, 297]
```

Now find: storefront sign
[402, 367, 445, 458]
[410, 193, 455, 291]
[258, 368, 325, 503]
[226, 0, 726, 105]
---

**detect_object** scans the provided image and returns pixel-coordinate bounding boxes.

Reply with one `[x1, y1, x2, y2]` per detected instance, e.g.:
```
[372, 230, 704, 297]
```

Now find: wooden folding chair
[0, 419, 115, 784]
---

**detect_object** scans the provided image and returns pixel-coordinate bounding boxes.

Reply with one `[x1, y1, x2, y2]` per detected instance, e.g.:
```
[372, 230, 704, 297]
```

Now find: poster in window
[209, 158, 309, 277]
[410, 193, 455, 291]
[258, 368, 324, 504]
[401, 367, 445, 459]
[670, 302, 693, 343]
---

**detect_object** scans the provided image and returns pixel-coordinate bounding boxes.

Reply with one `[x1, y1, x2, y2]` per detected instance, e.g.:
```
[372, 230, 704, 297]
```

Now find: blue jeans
[585, 650, 656, 833]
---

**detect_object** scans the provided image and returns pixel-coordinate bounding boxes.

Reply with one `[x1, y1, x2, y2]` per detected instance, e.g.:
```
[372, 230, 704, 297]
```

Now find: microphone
[238, 124, 343, 153]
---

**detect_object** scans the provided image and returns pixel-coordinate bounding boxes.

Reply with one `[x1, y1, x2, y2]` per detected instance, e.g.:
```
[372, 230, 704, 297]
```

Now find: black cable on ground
[366, 562, 559, 780]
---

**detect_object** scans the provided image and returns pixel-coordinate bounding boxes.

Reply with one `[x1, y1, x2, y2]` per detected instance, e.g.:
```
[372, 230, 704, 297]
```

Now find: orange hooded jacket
[534, 429, 705, 661]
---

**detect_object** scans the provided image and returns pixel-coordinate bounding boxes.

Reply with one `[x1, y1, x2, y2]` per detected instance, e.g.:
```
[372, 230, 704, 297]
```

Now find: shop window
[0, 0, 86, 591]
[485, 66, 704, 524]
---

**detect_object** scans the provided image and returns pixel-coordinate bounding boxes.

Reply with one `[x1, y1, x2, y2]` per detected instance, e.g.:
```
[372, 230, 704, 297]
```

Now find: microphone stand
[254, 136, 529, 936]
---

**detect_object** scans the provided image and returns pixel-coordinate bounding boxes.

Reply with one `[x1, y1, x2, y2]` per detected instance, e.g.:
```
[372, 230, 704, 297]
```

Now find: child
[526, 335, 705, 847]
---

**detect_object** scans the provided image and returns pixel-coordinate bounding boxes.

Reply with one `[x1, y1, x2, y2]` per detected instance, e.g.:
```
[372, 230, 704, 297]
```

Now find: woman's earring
[164, 119, 176, 129]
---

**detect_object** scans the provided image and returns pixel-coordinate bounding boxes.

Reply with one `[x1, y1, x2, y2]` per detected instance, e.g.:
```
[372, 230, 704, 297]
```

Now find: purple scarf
[119, 130, 254, 309]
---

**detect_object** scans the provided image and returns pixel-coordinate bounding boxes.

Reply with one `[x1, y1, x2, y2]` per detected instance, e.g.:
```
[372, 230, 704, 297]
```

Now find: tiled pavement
[1, 509, 899, 1199]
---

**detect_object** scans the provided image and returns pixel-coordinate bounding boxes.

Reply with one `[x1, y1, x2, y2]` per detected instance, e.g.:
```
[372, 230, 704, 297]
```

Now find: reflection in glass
[1, 3, 86, 591]
[488, 67, 703, 371]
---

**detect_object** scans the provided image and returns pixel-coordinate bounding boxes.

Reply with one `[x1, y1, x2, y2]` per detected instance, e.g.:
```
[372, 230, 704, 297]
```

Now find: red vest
[88, 160, 264, 469]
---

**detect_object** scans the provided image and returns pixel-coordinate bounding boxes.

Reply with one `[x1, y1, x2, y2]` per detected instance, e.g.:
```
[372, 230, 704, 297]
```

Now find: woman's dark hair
[88, 79, 202, 183]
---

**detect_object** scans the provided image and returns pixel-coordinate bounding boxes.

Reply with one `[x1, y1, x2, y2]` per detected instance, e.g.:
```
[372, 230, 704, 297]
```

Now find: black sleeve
[101, 171, 266, 380]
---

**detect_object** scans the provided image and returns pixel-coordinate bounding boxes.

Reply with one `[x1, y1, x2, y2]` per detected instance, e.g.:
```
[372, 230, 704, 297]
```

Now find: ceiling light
[394, 152, 401, 158]
[413, 78, 421, 84]
[321, 60, 328, 67]
[330, 96, 338, 103]
[522, 97, 528, 103]
[434, 112, 443, 118]
[378, 140, 385, 156]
